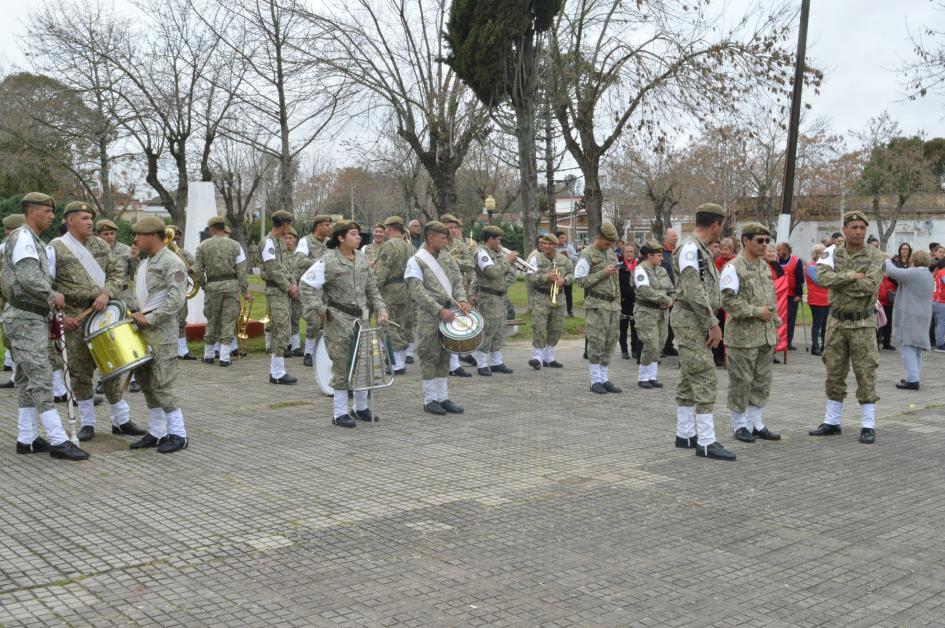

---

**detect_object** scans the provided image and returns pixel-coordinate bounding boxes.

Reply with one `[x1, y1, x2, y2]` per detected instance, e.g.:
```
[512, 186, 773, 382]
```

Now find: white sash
[134, 259, 168, 313]
[415, 248, 452, 297]
[55, 233, 106, 288]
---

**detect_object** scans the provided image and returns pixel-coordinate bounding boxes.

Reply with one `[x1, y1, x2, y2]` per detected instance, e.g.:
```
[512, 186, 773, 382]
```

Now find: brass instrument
[448, 236, 477, 260]
[236, 295, 254, 341]
[550, 262, 560, 306]
[500, 247, 538, 274]
[163, 227, 199, 299]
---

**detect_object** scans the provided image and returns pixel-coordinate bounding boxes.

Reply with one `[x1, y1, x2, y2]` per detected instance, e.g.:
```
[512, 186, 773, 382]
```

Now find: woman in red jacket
[805, 244, 830, 356]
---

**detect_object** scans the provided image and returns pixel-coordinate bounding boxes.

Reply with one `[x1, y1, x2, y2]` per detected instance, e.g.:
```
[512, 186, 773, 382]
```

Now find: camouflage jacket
[526, 250, 573, 307]
[1, 226, 56, 319]
[193, 235, 249, 295]
[815, 243, 885, 329]
[49, 234, 125, 314]
[633, 263, 675, 313]
[720, 255, 781, 347]
[138, 246, 188, 345]
[295, 234, 328, 276]
[473, 246, 515, 299]
[405, 245, 467, 317]
[449, 237, 476, 292]
[299, 248, 386, 322]
[671, 235, 720, 331]
[260, 232, 294, 293]
[575, 245, 620, 312]
[372, 236, 414, 305]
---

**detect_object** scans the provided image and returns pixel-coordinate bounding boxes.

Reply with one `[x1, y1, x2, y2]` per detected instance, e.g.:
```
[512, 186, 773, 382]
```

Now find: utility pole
[777, 0, 811, 242]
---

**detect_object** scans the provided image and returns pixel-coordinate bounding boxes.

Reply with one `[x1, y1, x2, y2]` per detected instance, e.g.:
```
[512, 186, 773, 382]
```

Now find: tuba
[164, 227, 199, 298]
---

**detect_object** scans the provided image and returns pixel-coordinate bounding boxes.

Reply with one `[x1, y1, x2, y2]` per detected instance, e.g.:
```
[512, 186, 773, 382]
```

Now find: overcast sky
[2, 0, 943, 154]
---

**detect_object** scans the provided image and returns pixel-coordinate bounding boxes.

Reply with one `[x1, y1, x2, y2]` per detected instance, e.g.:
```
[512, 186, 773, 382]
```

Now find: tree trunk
[97, 134, 114, 218]
[582, 158, 603, 242]
[431, 169, 458, 215]
[144, 147, 179, 226]
[514, 99, 539, 252]
[544, 97, 556, 233]
[174, 154, 189, 235]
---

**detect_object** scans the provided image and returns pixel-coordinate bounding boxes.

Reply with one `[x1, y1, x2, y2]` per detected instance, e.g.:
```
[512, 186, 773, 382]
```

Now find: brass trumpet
[501, 247, 538, 274]
[550, 262, 559, 305]
[164, 227, 199, 299]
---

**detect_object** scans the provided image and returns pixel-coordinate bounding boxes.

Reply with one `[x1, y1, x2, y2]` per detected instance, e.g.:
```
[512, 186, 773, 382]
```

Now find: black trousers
[786, 298, 799, 347]
[619, 299, 641, 356]
[564, 284, 574, 314]
[810, 305, 829, 350]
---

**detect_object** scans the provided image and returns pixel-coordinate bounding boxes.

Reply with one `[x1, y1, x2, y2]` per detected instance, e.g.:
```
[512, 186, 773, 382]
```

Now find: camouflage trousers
[531, 302, 564, 348]
[726, 344, 774, 413]
[675, 325, 717, 413]
[65, 324, 122, 403]
[823, 323, 880, 404]
[135, 342, 179, 410]
[177, 301, 188, 338]
[385, 300, 410, 351]
[265, 288, 291, 353]
[585, 308, 619, 366]
[635, 307, 668, 365]
[203, 287, 240, 346]
[47, 337, 63, 371]
[416, 309, 450, 380]
[477, 293, 506, 354]
[303, 309, 322, 345]
[4, 315, 56, 413]
[290, 295, 302, 338]
[324, 312, 359, 390]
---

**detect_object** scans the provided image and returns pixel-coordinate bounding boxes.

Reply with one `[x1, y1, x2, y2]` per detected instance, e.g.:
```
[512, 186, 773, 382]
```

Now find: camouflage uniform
[372, 236, 415, 360]
[192, 235, 248, 360]
[472, 246, 516, 368]
[721, 254, 781, 432]
[526, 249, 573, 363]
[261, 231, 294, 364]
[447, 236, 476, 371]
[576, 244, 621, 384]
[295, 233, 328, 355]
[110, 241, 137, 308]
[633, 263, 675, 376]
[363, 242, 383, 266]
[816, 242, 885, 427]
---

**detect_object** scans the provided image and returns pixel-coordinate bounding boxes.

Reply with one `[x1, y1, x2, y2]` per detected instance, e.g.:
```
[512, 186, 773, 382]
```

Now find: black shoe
[582, 352, 588, 360]
[157, 434, 189, 453]
[733, 427, 756, 443]
[16, 437, 49, 454]
[773, 356, 781, 364]
[393, 368, 406, 376]
[631, 351, 640, 362]
[54, 394, 68, 403]
[332, 414, 357, 428]
[449, 367, 472, 377]
[567, 310, 574, 317]
[753, 427, 781, 441]
[202, 358, 215, 364]
[269, 374, 298, 385]
[461, 354, 477, 365]
[405, 355, 415, 364]
[675, 435, 697, 449]
[231, 350, 246, 359]
[2, 364, 10, 371]
[590, 382, 608, 394]
[811, 348, 823, 356]
[112, 421, 147, 436]
[788, 345, 796, 351]
[283, 348, 293, 358]
[49, 440, 90, 461]
[662, 347, 679, 357]
[303, 354, 313, 367]
[292, 348, 305, 357]
[219, 360, 231, 367]
[543, 360, 564, 368]
[490, 364, 514, 374]
[859, 427, 876, 444]
[529, 359, 541, 370]
[214, 350, 220, 359]
[809, 423, 841, 436]
[95, 381, 104, 394]
[423, 401, 447, 415]
[129, 381, 141, 393]
[648, 379, 664, 388]
[440, 399, 464, 414]
[179, 353, 197, 361]
[477, 367, 492, 377]
[353, 408, 378, 422]
[602, 381, 622, 393]
[0, 379, 14, 388]
[896, 381, 920, 390]
[130, 433, 166, 449]
[77, 425, 95, 442]
[882, 344, 895, 351]
[637, 380, 653, 389]
[621, 351, 630, 360]
[695, 441, 736, 461]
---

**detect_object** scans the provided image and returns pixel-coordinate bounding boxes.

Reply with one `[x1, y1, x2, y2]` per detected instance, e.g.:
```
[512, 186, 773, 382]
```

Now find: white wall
[184, 182, 218, 325]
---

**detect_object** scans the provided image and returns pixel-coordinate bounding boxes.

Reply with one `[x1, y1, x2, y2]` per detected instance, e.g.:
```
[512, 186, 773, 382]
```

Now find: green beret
[539, 233, 559, 245]
[95, 219, 118, 233]
[311, 214, 332, 225]
[696, 203, 726, 217]
[439, 213, 461, 225]
[740, 222, 771, 238]
[287, 226, 299, 238]
[332, 219, 360, 236]
[63, 200, 96, 217]
[132, 216, 167, 235]
[20, 192, 55, 210]
[3, 214, 25, 230]
[384, 215, 404, 226]
[641, 239, 663, 255]
[843, 210, 869, 226]
[599, 223, 619, 242]
[424, 220, 449, 237]
[271, 210, 293, 222]
[207, 215, 227, 228]
[482, 225, 504, 239]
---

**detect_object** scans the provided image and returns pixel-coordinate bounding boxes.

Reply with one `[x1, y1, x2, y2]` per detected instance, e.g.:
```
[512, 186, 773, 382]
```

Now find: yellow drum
[85, 302, 153, 381]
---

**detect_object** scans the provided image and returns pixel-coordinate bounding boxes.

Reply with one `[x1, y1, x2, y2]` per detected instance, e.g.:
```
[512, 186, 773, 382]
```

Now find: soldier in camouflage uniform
[2, 193, 89, 460]
[261, 210, 299, 384]
[720, 223, 782, 443]
[192, 216, 249, 366]
[295, 214, 332, 366]
[808, 211, 886, 444]
[526, 233, 573, 370]
[633, 239, 675, 389]
[1, 213, 25, 387]
[405, 221, 470, 416]
[49, 201, 145, 442]
[671, 203, 735, 461]
[372, 216, 414, 374]
[96, 219, 137, 307]
[471, 225, 517, 375]
[441, 214, 476, 375]
[170, 226, 197, 360]
[300, 220, 388, 428]
[127, 216, 190, 454]
[576, 224, 622, 394]
[362, 224, 386, 267]
[284, 227, 304, 357]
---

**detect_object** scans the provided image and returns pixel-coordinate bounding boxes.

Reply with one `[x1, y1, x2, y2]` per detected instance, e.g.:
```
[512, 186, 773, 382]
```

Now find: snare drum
[84, 300, 127, 335]
[438, 307, 484, 354]
[85, 301, 152, 381]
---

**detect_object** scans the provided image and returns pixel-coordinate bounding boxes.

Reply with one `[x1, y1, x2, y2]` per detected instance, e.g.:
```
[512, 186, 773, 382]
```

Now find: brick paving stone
[1, 339, 945, 625]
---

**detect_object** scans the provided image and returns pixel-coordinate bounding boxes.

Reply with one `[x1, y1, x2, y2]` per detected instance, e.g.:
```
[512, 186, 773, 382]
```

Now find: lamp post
[484, 195, 496, 224]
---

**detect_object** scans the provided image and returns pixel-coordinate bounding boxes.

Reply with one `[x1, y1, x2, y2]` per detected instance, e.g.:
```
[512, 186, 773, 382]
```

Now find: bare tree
[210, 132, 276, 249]
[902, 2, 945, 101]
[605, 141, 685, 241]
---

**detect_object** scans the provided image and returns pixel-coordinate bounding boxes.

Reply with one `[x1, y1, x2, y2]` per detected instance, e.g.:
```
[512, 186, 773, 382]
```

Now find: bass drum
[313, 337, 334, 396]
[438, 307, 484, 354]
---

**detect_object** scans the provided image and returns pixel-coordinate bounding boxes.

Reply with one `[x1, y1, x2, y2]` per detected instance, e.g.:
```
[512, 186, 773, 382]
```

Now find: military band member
[170, 225, 197, 360]
[261, 210, 299, 384]
[48, 201, 145, 441]
[672, 203, 735, 461]
[405, 221, 470, 415]
[576, 224, 622, 394]
[1, 213, 25, 389]
[284, 227, 304, 357]
[192, 216, 249, 367]
[372, 216, 414, 374]
[472, 225, 517, 375]
[96, 220, 143, 391]
[295, 214, 331, 366]
[362, 224, 386, 267]
[300, 220, 388, 427]
[127, 216, 190, 453]
[441, 214, 476, 375]
[634, 239, 675, 389]
[3, 193, 89, 460]
[808, 211, 886, 444]
[720, 223, 782, 443]
[526, 233, 572, 369]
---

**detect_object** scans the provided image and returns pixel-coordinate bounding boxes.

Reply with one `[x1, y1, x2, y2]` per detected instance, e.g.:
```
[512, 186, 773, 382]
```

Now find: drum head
[439, 308, 484, 340]
[84, 301, 127, 337]
[313, 337, 334, 396]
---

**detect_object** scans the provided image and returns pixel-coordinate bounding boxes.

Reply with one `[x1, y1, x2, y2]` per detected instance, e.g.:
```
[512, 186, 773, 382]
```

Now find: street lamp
[484, 195, 496, 224]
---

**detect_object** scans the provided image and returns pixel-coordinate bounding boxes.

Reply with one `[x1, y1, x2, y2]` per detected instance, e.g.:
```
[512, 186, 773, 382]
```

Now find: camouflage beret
[207, 215, 227, 228]
[20, 192, 55, 210]
[271, 210, 294, 222]
[224, 224, 231, 234]
[641, 239, 663, 255]
[740, 222, 771, 238]
[482, 225, 504, 239]
[439, 213, 461, 225]
[599, 223, 619, 242]
[332, 219, 360, 236]
[384, 215, 404, 226]
[311, 214, 332, 225]
[3, 214, 25, 230]
[696, 203, 726, 217]
[132, 216, 167, 235]
[287, 226, 299, 238]
[95, 219, 118, 233]
[539, 232, 559, 245]
[424, 220, 449, 237]
[843, 210, 869, 226]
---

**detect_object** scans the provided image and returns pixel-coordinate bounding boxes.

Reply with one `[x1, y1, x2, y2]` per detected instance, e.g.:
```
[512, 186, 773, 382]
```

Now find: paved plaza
[1, 338, 944, 626]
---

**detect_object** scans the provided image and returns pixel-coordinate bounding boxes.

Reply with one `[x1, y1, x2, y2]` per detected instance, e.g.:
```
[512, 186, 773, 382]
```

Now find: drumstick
[381, 320, 402, 328]
[74, 305, 97, 323]
[449, 298, 472, 331]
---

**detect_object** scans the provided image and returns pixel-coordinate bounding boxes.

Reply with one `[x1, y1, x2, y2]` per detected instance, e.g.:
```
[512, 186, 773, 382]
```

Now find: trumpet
[550, 262, 560, 306]
[448, 236, 477, 260]
[164, 227, 199, 299]
[501, 247, 537, 274]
